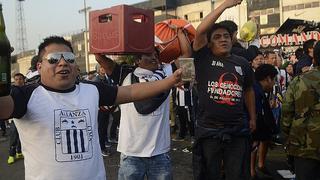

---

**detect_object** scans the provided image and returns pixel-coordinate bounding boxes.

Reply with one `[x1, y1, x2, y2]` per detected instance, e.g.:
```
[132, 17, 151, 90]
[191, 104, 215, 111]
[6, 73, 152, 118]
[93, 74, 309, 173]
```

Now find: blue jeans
[118, 153, 172, 180]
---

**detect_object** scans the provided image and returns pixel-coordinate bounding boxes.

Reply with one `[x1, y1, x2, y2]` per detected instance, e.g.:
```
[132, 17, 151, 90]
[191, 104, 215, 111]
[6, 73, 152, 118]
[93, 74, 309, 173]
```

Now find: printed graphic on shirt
[54, 109, 93, 162]
[211, 60, 224, 68]
[207, 72, 243, 106]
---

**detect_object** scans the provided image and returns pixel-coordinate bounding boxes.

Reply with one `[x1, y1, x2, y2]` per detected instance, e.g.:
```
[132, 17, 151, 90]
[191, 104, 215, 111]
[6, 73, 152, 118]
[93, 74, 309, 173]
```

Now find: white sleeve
[249, 38, 260, 48]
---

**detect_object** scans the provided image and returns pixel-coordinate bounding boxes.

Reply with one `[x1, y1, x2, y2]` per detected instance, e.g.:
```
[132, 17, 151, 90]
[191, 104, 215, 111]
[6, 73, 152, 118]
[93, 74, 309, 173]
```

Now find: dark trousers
[98, 111, 110, 151]
[294, 156, 320, 180]
[109, 110, 120, 140]
[193, 136, 250, 180]
[9, 122, 21, 156]
[0, 121, 6, 136]
[176, 106, 194, 138]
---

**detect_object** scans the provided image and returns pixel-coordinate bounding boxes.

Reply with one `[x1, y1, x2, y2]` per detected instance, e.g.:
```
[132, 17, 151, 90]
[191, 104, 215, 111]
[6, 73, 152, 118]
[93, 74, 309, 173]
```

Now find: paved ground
[0, 131, 290, 180]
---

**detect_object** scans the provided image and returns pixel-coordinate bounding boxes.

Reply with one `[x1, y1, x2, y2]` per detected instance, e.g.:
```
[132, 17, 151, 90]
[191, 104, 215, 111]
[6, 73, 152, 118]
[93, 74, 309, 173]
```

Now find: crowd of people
[0, 0, 319, 180]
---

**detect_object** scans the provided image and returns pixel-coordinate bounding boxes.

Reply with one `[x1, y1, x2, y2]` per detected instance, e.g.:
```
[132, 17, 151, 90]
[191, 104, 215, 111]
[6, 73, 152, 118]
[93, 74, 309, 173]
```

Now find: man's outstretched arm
[115, 69, 183, 104]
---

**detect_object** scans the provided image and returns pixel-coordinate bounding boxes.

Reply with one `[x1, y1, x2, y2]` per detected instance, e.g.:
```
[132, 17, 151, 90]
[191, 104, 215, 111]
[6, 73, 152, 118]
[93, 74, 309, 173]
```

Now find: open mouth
[57, 70, 70, 75]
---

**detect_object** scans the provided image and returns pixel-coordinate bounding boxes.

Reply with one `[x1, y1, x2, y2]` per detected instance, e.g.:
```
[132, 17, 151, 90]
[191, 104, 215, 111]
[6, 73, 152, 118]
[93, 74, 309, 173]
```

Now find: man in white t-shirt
[0, 36, 183, 180]
[118, 51, 174, 180]
[95, 29, 192, 180]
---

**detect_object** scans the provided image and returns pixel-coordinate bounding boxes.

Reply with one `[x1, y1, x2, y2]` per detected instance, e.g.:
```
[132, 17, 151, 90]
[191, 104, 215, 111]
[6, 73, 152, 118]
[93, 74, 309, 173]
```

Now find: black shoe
[172, 136, 185, 142]
[101, 149, 111, 157]
[257, 166, 272, 176]
[108, 138, 118, 144]
[105, 141, 112, 148]
[272, 135, 283, 146]
[250, 175, 258, 180]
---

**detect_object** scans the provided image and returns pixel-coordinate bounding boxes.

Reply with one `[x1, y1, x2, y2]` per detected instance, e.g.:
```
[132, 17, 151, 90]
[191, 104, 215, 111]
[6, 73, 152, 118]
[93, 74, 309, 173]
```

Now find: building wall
[247, 0, 280, 35]
[175, 1, 213, 28]
[152, 0, 247, 29]
[282, 0, 320, 22]
[15, 55, 33, 75]
[12, 50, 36, 77]
[214, 0, 248, 30]
[69, 33, 86, 73]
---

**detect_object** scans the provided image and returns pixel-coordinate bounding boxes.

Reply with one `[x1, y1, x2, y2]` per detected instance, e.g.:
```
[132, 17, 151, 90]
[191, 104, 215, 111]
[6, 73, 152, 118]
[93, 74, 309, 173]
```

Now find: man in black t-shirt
[192, 0, 256, 179]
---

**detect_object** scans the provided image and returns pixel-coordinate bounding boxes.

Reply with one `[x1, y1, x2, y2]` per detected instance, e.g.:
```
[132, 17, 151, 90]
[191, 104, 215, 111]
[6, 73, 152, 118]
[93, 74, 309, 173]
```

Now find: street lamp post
[79, 0, 91, 73]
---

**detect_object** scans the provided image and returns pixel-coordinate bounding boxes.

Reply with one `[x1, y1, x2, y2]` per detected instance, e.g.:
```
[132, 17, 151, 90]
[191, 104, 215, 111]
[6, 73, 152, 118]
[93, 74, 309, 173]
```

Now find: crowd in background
[0, 0, 319, 180]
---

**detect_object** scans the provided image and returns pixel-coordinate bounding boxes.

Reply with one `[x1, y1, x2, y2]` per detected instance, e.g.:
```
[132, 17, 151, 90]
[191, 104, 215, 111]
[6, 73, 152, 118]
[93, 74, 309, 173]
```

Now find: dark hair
[313, 41, 320, 66]
[253, 51, 263, 59]
[264, 50, 276, 58]
[303, 39, 316, 55]
[88, 70, 96, 75]
[294, 47, 303, 60]
[38, 36, 74, 60]
[29, 55, 39, 71]
[255, 64, 278, 81]
[14, 73, 25, 79]
[219, 20, 238, 34]
[207, 23, 233, 43]
[134, 47, 160, 62]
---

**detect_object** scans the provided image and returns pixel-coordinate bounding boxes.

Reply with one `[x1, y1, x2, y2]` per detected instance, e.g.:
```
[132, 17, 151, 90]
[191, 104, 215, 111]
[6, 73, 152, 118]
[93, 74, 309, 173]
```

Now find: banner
[260, 31, 320, 48]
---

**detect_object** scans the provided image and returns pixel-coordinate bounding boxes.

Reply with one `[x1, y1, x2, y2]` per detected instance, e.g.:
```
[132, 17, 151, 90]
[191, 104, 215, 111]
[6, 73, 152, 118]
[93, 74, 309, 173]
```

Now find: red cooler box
[89, 5, 154, 54]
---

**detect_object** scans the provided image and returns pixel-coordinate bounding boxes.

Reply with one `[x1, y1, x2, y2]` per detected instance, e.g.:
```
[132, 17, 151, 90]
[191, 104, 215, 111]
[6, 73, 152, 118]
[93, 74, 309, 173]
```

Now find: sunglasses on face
[43, 52, 76, 64]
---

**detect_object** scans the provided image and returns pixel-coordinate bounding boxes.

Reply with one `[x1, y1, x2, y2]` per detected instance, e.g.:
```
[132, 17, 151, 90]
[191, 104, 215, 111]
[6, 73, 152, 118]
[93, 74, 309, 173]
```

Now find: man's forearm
[115, 71, 181, 104]
[0, 96, 14, 120]
[281, 103, 295, 139]
[193, 0, 243, 50]
[178, 29, 192, 58]
[196, 2, 228, 36]
[244, 87, 256, 125]
[95, 55, 116, 75]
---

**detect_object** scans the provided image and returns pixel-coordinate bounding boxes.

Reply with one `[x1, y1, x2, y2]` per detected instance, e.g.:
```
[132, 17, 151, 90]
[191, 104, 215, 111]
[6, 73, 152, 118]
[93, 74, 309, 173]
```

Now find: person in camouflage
[281, 41, 320, 180]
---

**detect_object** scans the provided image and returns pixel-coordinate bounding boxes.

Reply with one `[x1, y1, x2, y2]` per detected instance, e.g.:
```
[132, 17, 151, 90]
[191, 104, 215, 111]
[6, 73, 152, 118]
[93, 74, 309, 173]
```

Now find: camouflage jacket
[281, 67, 320, 161]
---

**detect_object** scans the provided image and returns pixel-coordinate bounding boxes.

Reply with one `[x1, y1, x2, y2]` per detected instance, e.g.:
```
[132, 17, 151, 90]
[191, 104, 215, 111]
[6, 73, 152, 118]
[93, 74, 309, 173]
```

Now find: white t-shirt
[117, 64, 173, 157]
[11, 82, 117, 180]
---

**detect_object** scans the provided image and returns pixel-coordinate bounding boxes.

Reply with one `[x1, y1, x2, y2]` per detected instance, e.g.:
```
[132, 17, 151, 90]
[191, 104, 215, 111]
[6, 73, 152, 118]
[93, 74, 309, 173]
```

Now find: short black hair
[219, 20, 238, 34]
[134, 47, 160, 62]
[303, 39, 316, 55]
[207, 23, 233, 43]
[255, 64, 278, 81]
[14, 73, 25, 79]
[264, 50, 276, 58]
[38, 36, 73, 60]
[252, 51, 263, 59]
[313, 41, 320, 66]
[29, 55, 39, 71]
[88, 70, 96, 75]
[294, 47, 303, 59]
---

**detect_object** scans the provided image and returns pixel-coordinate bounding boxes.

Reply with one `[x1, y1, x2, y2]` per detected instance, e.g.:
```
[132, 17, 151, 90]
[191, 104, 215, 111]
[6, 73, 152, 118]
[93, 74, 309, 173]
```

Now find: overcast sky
[1, 0, 145, 54]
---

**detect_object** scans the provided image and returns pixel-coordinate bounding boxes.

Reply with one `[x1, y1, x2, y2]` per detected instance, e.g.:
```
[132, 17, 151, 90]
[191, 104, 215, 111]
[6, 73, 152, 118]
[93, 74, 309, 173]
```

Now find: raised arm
[193, 0, 243, 51]
[94, 55, 116, 76]
[174, 28, 193, 67]
[0, 96, 14, 120]
[178, 29, 192, 58]
[115, 69, 183, 104]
